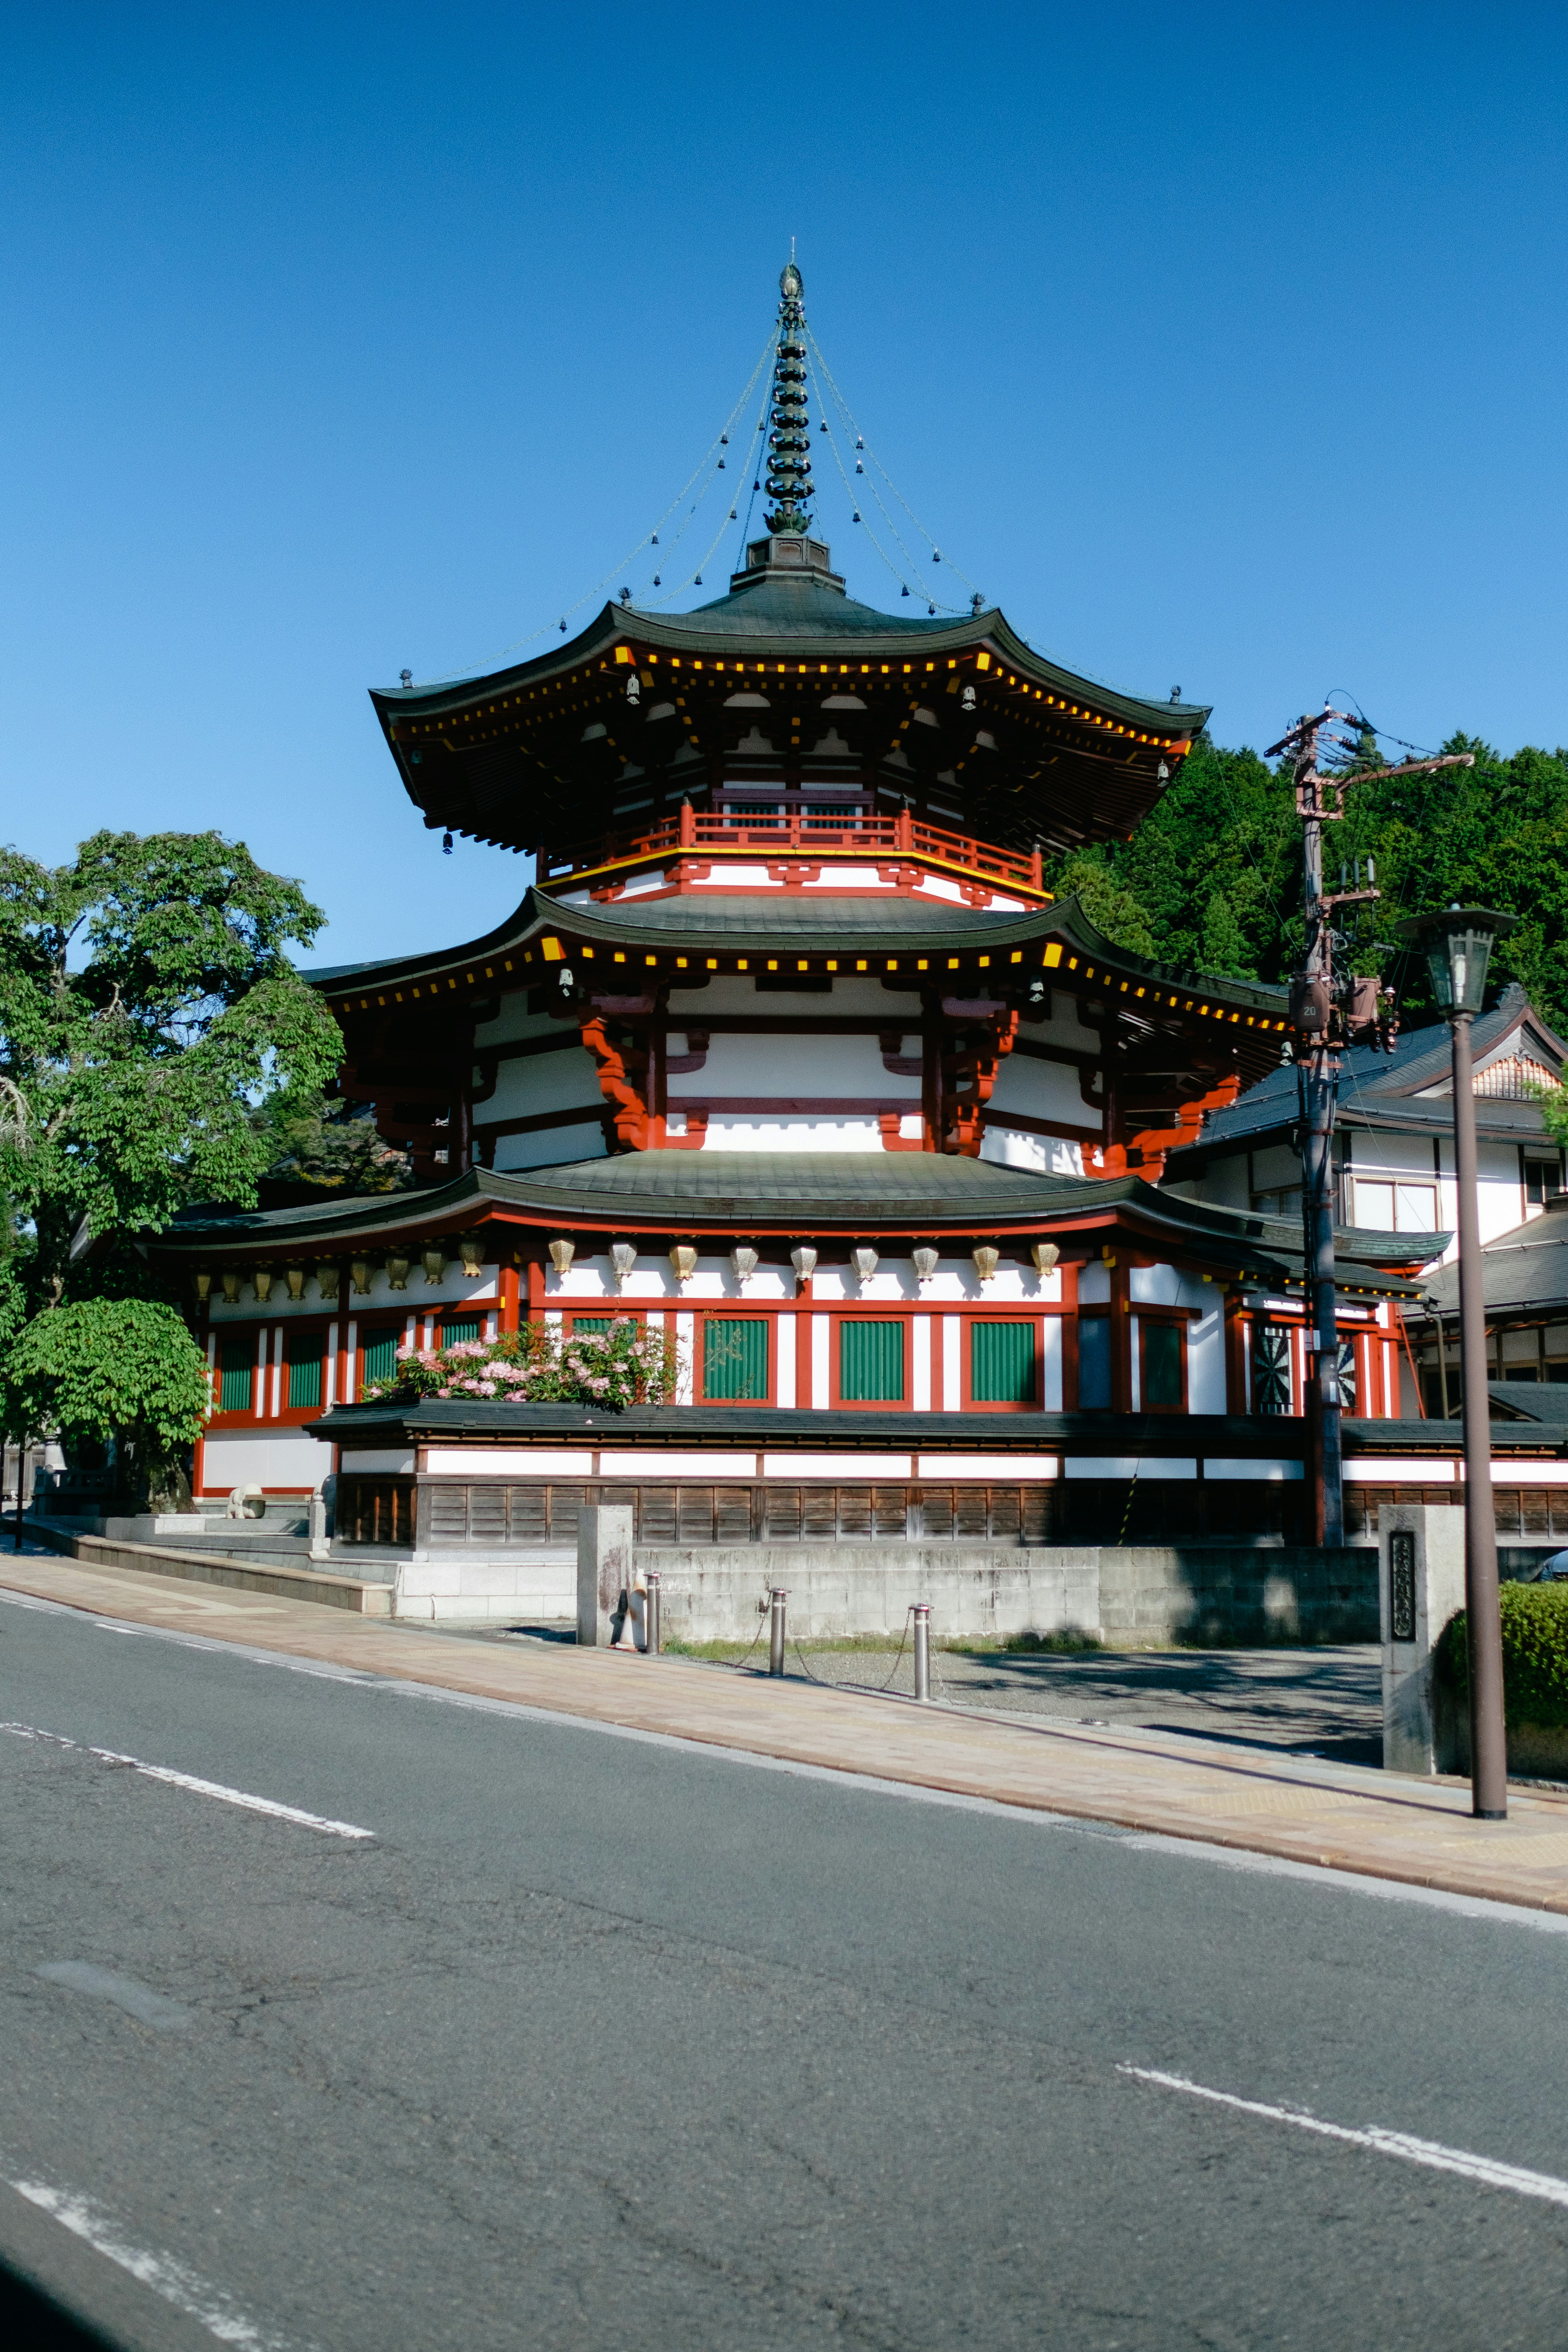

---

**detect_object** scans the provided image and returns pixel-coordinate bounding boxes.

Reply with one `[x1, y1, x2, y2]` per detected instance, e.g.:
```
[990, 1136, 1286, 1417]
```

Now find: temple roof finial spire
[765, 258, 814, 537]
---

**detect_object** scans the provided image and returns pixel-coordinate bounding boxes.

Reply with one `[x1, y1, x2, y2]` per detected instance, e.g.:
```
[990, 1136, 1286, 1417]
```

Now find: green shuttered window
[703, 1318, 769, 1401]
[286, 1330, 322, 1410]
[1142, 1320, 1183, 1412]
[442, 1316, 481, 1346]
[569, 1316, 611, 1336]
[360, 1330, 398, 1393]
[218, 1337, 255, 1414]
[839, 1319, 904, 1403]
[971, 1320, 1036, 1404]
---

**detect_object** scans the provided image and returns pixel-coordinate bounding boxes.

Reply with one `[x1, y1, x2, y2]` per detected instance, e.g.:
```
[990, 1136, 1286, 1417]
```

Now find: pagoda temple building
[147, 263, 1435, 1616]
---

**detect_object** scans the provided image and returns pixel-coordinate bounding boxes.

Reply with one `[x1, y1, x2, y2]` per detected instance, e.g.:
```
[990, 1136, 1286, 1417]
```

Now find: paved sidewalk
[5, 1548, 1568, 1916]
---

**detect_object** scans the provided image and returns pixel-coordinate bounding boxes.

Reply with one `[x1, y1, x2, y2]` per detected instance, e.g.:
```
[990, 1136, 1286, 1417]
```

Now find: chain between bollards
[768, 1587, 788, 1677]
[912, 1603, 932, 1702]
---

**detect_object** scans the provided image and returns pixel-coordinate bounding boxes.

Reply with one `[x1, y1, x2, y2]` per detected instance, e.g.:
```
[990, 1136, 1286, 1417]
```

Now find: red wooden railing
[540, 807, 1045, 893]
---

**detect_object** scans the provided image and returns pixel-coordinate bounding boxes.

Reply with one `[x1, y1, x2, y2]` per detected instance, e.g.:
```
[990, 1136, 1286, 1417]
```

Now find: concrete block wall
[642, 1544, 1103, 1646]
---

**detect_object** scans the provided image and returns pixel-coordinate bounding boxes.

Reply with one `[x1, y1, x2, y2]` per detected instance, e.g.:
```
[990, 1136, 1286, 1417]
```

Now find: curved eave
[369, 599, 1211, 858]
[306, 886, 1290, 1036]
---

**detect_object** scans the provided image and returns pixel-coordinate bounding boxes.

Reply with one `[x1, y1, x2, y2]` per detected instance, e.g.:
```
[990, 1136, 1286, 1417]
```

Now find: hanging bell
[819, 421, 828, 433]
[852, 510, 861, 523]
[729, 508, 737, 520]
[718, 458, 726, 469]
[928, 603, 936, 614]
[651, 533, 659, 545]
[855, 460, 864, 473]
[693, 574, 702, 585]
[855, 436, 864, 450]
[753, 479, 761, 492]
[720, 433, 728, 445]
[901, 585, 910, 597]
[442, 831, 454, 854]
[652, 574, 661, 586]
[558, 619, 567, 632]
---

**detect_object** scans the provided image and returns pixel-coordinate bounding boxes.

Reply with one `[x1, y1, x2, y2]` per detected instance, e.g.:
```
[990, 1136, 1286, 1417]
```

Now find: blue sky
[5, 4, 1566, 967]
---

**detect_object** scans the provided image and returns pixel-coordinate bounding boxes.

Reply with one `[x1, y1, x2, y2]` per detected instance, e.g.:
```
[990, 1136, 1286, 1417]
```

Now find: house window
[971, 1320, 1037, 1405]
[839, 1319, 904, 1403]
[285, 1330, 323, 1411]
[1140, 1319, 1184, 1412]
[1077, 1315, 1111, 1410]
[703, 1318, 769, 1402]
[1527, 1158, 1563, 1206]
[568, 1315, 612, 1335]
[217, 1337, 255, 1414]
[441, 1315, 482, 1347]
[1353, 1179, 1437, 1232]
[360, 1329, 399, 1394]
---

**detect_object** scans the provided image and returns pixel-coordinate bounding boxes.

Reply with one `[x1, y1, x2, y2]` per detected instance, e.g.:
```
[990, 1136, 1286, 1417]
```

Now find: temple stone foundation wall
[389, 1538, 1379, 1644]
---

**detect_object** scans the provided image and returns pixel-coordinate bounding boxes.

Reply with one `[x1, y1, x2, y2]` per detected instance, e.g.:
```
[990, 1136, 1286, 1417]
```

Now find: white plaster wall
[1077, 1262, 1111, 1305]
[1130, 1264, 1213, 1312]
[697, 1117, 889, 1150]
[482, 1043, 601, 1124]
[1186, 1306, 1226, 1412]
[670, 1030, 921, 1103]
[912, 1315, 932, 1409]
[985, 1054, 1097, 1132]
[1041, 1316, 1064, 1410]
[811, 1314, 830, 1406]
[202, 1433, 324, 1489]
[980, 1127, 1085, 1177]
[776, 1314, 796, 1406]
[493, 1120, 607, 1170]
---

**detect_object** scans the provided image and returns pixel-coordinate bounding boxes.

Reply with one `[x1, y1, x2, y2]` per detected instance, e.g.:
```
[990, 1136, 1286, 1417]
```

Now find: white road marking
[36, 1961, 192, 2030]
[11, 2178, 294, 2346]
[3, 1586, 1567, 1934]
[1120, 2064, 1568, 2207]
[0, 1722, 373, 1840]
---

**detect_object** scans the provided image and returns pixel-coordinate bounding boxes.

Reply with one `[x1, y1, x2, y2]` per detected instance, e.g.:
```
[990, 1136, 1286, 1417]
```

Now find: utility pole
[1265, 712, 1474, 1546]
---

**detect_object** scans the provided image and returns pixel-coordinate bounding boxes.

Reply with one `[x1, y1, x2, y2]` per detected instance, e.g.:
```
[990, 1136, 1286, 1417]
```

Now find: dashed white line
[1120, 2064, 1568, 2208]
[0, 1723, 373, 1840]
[11, 2178, 294, 2346]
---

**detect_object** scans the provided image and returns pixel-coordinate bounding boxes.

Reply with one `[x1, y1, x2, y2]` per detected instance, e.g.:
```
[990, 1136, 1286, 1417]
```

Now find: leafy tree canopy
[0, 1296, 212, 1505]
[1045, 731, 1568, 1034]
[0, 831, 340, 1307]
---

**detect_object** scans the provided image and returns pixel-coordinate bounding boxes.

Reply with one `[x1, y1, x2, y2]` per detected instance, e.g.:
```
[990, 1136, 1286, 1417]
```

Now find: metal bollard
[768, 1587, 788, 1677]
[912, 1603, 932, 1702]
[644, 1570, 661, 1657]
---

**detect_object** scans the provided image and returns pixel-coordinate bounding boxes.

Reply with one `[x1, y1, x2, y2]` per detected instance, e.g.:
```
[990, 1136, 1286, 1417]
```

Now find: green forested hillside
[1044, 729, 1568, 1036]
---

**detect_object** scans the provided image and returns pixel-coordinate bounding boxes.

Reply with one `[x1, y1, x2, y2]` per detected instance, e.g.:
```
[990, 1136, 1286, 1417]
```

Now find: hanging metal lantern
[194, 1271, 212, 1305]
[610, 1242, 638, 1287]
[1031, 1242, 1060, 1277]
[459, 1235, 484, 1276]
[669, 1242, 698, 1284]
[548, 1239, 575, 1277]
[351, 1258, 371, 1296]
[386, 1256, 410, 1292]
[317, 1265, 341, 1301]
[790, 1244, 818, 1291]
[731, 1244, 759, 1285]
[286, 1267, 306, 1300]
[972, 1245, 1001, 1285]
[422, 1247, 445, 1285]
[851, 1244, 879, 1284]
[221, 1271, 241, 1304]
[912, 1245, 939, 1284]
[253, 1269, 274, 1303]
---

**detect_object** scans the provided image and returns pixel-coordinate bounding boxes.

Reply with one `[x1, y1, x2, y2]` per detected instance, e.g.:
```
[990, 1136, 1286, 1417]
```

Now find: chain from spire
[764, 260, 814, 536]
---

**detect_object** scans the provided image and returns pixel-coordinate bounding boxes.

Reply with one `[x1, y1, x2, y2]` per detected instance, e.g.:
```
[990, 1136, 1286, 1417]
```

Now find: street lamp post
[1399, 906, 1515, 1820]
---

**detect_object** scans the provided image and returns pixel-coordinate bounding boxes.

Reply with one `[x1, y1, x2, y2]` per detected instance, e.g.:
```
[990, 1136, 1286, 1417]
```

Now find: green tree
[1199, 888, 1255, 979]
[0, 831, 341, 1307]
[1050, 850, 1158, 958]
[0, 1297, 212, 1513]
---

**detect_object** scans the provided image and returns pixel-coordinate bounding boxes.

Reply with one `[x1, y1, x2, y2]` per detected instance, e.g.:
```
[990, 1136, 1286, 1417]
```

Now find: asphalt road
[2, 1589, 1567, 2351]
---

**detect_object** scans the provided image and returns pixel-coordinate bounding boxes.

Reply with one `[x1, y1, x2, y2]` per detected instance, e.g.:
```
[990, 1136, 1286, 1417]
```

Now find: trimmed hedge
[1438, 1583, 1568, 1729]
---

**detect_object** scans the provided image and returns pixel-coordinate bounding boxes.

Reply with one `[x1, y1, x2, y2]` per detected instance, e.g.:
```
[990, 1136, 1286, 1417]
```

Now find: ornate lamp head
[1397, 906, 1516, 1021]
